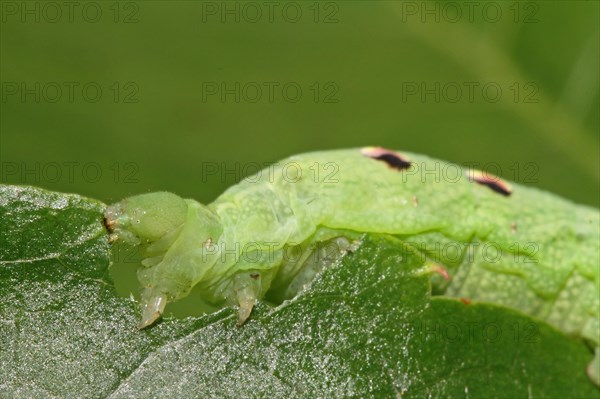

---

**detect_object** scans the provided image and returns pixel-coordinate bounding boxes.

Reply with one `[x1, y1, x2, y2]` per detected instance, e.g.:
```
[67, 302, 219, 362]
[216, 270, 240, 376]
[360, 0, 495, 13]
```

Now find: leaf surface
[0, 185, 596, 398]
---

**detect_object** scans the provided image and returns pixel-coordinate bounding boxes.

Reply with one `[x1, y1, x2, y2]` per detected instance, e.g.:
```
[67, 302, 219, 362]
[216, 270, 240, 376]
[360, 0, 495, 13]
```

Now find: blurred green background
[1, 1, 598, 312]
[1, 1, 598, 205]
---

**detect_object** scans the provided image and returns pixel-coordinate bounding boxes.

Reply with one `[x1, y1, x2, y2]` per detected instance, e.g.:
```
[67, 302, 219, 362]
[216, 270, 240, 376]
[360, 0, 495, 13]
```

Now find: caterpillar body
[104, 147, 599, 385]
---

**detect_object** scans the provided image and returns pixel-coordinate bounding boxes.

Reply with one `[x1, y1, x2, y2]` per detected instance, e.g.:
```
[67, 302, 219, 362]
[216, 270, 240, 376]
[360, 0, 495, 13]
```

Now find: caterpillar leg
[283, 236, 352, 300]
[233, 272, 262, 326]
[588, 347, 600, 386]
[232, 235, 354, 324]
[137, 288, 167, 329]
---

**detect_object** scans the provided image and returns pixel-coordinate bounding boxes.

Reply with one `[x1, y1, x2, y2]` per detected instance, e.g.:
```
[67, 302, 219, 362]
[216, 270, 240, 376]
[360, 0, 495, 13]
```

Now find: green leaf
[1, 185, 596, 398]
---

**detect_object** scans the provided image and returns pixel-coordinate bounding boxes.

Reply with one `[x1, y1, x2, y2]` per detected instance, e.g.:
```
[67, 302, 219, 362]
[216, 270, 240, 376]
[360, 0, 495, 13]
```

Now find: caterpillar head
[105, 191, 188, 245]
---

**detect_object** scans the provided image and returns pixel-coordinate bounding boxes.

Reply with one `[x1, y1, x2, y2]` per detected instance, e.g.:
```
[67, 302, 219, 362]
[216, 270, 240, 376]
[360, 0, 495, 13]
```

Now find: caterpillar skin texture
[105, 148, 600, 385]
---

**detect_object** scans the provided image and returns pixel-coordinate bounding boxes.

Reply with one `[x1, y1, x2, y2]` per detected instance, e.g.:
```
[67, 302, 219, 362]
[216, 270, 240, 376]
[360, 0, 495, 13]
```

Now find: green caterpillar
[105, 147, 599, 385]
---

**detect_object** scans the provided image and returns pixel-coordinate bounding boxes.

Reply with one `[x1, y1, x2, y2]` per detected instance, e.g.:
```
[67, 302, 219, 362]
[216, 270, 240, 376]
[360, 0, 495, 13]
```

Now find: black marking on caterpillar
[361, 147, 412, 171]
[466, 169, 513, 196]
